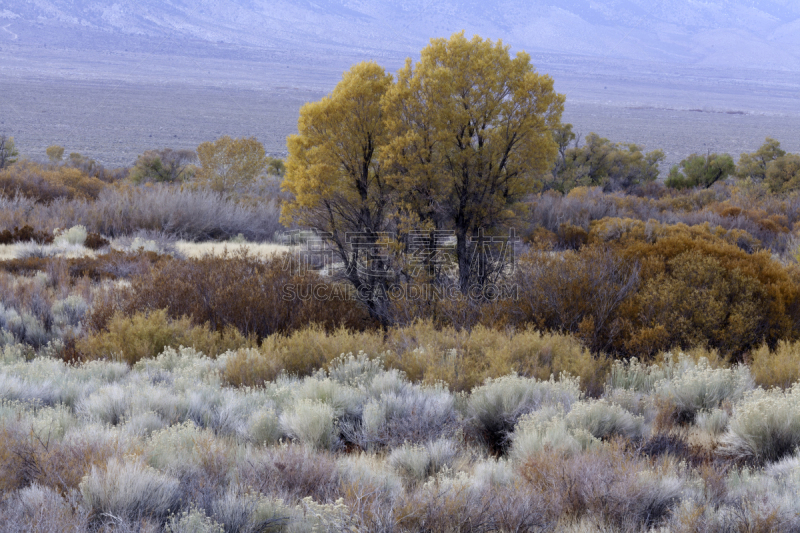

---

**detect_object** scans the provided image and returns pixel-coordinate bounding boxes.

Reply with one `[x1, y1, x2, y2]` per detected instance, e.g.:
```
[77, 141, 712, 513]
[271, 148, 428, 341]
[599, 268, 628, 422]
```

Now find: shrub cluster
[1, 343, 800, 531]
[505, 219, 800, 359]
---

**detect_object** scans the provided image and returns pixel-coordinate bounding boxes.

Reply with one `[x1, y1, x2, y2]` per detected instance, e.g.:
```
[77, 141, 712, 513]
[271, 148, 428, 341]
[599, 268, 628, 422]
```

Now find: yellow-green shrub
[749, 341, 800, 389]
[77, 309, 252, 364]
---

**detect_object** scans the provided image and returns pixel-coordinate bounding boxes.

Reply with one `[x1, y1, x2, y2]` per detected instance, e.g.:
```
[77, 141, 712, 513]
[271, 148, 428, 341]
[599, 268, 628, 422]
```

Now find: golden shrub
[77, 309, 252, 364]
[749, 341, 800, 389]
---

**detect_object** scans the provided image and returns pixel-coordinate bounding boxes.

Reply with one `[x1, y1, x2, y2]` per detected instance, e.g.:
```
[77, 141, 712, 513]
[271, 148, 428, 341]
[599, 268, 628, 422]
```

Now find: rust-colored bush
[0, 225, 54, 245]
[497, 218, 800, 360]
[123, 251, 374, 339]
[83, 232, 109, 250]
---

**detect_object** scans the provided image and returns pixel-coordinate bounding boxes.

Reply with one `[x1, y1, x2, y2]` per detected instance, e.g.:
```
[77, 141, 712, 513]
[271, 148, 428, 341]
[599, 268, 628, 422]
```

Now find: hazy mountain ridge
[2, 0, 799, 69]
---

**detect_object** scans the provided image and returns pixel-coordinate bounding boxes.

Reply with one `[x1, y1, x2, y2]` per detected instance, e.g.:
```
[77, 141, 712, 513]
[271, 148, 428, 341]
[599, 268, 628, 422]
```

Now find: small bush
[387, 438, 458, 487]
[467, 374, 582, 453]
[279, 399, 337, 451]
[655, 355, 753, 425]
[210, 489, 290, 533]
[79, 457, 182, 523]
[511, 413, 599, 462]
[360, 384, 459, 448]
[696, 408, 730, 436]
[51, 295, 88, 328]
[54, 225, 87, 246]
[750, 341, 800, 389]
[718, 384, 800, 465]
[247, 408, 282, 445]
[388, 444, 433, 486]
[166, 507, 224, 533]
[565, 399, 646, 441]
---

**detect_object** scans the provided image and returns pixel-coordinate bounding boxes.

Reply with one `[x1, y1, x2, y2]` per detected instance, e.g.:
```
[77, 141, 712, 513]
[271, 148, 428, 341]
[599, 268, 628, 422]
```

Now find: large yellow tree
[382, 32, 564, 290]
[282, 33, 564, 318]
[282, 61, 395, 321]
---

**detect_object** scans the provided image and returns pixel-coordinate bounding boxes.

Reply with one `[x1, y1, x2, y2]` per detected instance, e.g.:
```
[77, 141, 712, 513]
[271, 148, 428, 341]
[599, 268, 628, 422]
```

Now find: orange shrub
[0, 160, 106, 202]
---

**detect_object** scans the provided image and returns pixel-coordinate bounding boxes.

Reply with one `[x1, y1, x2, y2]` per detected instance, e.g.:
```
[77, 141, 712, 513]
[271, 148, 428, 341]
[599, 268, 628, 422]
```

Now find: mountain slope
[1, 0, 799, 69]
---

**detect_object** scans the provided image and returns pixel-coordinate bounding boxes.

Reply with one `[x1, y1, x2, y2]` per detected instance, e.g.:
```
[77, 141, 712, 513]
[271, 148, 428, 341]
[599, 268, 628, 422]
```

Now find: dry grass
[175, 241, 297, 259]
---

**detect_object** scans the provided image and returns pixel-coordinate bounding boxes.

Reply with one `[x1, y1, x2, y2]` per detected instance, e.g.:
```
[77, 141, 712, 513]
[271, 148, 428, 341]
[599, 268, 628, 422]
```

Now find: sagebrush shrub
[655, 355, 753, 425]
[54, 225, 88, 246]
[279, 399, 337, 451]
[565, 399, 646, 441]
[511, 407, 600, 462]
[718, 384, 800, 464]
[79, 457, 182, 523]
[467, 374, 582, 453]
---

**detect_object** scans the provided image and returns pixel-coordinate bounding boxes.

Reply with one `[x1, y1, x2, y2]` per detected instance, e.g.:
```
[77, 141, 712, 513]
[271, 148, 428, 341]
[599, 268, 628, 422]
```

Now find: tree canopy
[130, 148, 197, 184]
[737, 138, 785, 182]
[282, 33, 564, 320]
[665, 152, 735, 190]
[197, 136, 268, 192]
[0, 135, 19, 169]
[549, 130, 664, 193]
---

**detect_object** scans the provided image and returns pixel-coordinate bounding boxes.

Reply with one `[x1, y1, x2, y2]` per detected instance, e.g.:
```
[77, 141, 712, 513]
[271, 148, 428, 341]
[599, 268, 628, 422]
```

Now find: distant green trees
[0, 135, 19, 169]
[732, 138, 800, 194]
[129, 148, 198, 184]
[766, 154, 800, 194]
[737, 137, 785, 182]
[549, 127, 664, 192]
[666, 152, 736, 190]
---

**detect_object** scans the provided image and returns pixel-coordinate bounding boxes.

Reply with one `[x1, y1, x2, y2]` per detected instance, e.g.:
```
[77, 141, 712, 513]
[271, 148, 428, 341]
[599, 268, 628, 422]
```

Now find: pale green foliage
[655, 356, 753, 422]
[471, 458, 517, 489]
[510, 412, 600, 462]
[80, 457, 181, 522]
[719, 384, 800, 464]
[551, 131, 665, 192]
[166, 507, 224, 533]
[54, 225, 87, 246]
[146, 421, 226, 471]
[666, 152, 736, 189]
[51, 295, 88, 328]
[129, 148, 197, 184]
[0, 134, 18, 168]
[736, 137, 785, 181]
[389, 438, 458, 485]
[765, 153, 800, 193]
[323, 351, 386, 388]
[389, 444, 433, 484]
[292, 377, 365, 419]
[695, 408, 730, 436]
[467, 374, 582, 449]
[279, 399, 337, 451]
[248, 407, 282, 445]
[565, 399, 646, 440]
[608, 357, 669, 393]
[210, 489, 290, 533]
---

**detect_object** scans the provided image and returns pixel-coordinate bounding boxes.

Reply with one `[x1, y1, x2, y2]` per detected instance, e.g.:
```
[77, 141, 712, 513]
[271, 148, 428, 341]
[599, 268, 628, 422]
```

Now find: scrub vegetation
[3, 32, 800, 532]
